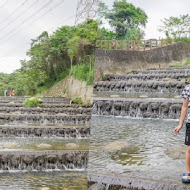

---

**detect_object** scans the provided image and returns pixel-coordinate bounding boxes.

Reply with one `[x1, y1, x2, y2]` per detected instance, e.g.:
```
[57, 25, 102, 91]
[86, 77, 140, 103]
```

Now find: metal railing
[96, 39, 174, 51]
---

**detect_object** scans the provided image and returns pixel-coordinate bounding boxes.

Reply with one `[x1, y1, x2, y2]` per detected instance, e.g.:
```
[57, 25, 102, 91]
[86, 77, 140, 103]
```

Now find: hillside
[37, 76, 93, 104]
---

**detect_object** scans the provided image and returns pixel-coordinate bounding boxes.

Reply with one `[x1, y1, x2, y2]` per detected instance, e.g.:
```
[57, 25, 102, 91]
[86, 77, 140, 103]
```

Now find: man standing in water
[174, 84, 190, 183]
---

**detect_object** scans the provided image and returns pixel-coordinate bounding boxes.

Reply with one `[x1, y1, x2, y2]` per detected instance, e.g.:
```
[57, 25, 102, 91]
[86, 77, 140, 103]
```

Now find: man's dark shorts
[185, 123, 190, 145]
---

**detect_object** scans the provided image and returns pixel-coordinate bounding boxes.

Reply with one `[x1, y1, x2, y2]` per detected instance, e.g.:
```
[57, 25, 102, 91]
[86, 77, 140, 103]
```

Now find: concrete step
[93, 97, 182, 119]
[88, 174, 187, 190]
[94, 81, 185, 93]
[0, 103, 91, 108]
[104, 74, 188, 82]
[0, 125, 90, 138]
[0, 150, 88, 171]
[0, 114, 91, 124]
[0, 107, 92, 116]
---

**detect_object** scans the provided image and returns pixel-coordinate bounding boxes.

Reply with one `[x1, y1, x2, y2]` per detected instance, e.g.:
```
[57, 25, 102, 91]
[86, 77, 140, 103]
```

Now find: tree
[159, 14, 190, 39]
[105, 0, 148, 38]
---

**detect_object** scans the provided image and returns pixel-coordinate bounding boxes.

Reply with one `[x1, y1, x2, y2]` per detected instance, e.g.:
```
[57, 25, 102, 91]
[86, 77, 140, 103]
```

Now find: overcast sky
[0, 0, 190, 73]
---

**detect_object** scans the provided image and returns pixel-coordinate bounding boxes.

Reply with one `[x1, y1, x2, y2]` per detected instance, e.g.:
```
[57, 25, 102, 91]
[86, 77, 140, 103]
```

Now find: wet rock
[37, 144, 52, 149]
[88, 183, 106, 190]
[66, 143, 79, 149]
[163, 78, 170, 81]
[165, 145, 186, 159]
[104, 140, 130, 152]
[3, 143, 16, 149]
[23, 155, 34, 164]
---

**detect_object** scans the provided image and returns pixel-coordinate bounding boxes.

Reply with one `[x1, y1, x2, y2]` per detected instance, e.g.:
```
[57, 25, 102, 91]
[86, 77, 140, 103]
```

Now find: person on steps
[173, 84, 190, 183]
[4, 90, 7, 97]
[9, 89, 12, 97]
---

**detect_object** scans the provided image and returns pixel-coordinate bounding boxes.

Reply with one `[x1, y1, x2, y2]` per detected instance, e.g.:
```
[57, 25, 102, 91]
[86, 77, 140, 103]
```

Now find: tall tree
[159, 14, 190, 39]
[105, 0, 148, 38]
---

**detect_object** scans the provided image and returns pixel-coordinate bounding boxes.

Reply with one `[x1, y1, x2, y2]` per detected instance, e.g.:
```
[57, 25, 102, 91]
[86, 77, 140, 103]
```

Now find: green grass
[72, 97, 83, 104]
[70, 63, 94, 85]
[171, 58, 190, 67]
[23, 97, 43, 108]
[35, 70, 69, 95]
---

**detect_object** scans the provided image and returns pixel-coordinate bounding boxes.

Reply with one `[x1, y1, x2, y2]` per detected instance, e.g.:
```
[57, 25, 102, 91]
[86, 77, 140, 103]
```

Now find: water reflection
[0, 171, 87, 190]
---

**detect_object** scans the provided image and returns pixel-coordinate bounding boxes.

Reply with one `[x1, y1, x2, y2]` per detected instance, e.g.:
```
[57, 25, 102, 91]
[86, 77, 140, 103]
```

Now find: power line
[0, 0, 29, 24]
[0, 0, 8, 9]
[75, 0, 99, 25]
[0, 0, 40, 33]
[0, 13, 76, 59]
[0, 0, 54, 41]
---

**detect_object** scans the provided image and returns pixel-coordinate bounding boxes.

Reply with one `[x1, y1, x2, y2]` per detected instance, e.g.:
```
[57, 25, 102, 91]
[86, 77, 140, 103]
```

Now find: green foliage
[69, 56, 94, 85]
[23, 97, 43, 108]
[159, 14, 190, 39]
[174, 37, 190, 44]
[72, 97, 83, 104]
[171, 58, 190, 67]
[104, 0, 148, 38]
[0, 19, 97, 96]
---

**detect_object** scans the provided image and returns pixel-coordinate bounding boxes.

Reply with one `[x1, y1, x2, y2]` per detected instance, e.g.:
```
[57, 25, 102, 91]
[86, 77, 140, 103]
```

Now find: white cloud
[0, 0, 78, 73]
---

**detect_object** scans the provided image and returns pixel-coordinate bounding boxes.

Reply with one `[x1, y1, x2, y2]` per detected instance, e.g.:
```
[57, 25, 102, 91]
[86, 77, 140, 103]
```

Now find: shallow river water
[0, 171, 87, 190]
[88, 116, 188, 185]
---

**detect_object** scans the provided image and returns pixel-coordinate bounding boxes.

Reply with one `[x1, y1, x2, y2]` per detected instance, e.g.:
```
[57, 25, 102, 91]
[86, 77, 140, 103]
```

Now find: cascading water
[0, 97, 91, 189]
[89, 66, 190, 189]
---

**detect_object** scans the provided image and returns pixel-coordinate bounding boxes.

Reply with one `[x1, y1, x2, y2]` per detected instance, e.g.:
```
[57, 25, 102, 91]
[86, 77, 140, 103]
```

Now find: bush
[174, 37, 190, 44]
[72, 97, 83, 104]
[23, 97, 43, 108]
[70, 57, 94, 85]
[171, 58, 190, 67]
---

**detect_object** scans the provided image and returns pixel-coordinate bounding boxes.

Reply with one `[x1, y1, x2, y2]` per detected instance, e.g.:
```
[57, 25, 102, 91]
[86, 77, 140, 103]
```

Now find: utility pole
[75, 0, 99, 25]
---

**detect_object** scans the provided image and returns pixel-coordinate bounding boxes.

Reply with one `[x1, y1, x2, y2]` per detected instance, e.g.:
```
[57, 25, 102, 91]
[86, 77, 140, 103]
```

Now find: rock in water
[88, 183, 106, 190]
[163, 78, 170, 81]
[37, 144, 52, 149]
[165, 145, 186, 159]
[104, 140, 130, 152]
[65, 143, 79, 149]
[3, 143, 16, 149]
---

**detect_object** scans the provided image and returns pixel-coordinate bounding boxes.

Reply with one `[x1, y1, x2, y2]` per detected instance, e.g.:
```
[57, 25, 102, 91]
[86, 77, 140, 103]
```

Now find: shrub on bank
[72, 97, 83, 104]
[23, 97, 43, 108]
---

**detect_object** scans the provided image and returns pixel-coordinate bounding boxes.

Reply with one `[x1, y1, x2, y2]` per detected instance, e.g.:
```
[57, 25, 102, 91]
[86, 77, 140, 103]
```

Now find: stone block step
[0, 107, 92, 116]
[88, 174, 188, 190]
[94, 81, 185, 93]
[104, 74, 188, 81]
[0, 150, 88, 171]
[0, 114, 91, 124]
[93, 98, 182, 119]
[139, 69, 190, 75]
[0, 125, 90, 138]
[0, 99, 70, 104]
[0, 103, 91, 108]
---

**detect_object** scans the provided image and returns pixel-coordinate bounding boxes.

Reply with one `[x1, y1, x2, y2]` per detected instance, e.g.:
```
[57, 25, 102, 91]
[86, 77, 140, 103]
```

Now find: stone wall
[0, 151, 88, 171]
[38, 76, 93, 104]
[95, 42, 190, 80]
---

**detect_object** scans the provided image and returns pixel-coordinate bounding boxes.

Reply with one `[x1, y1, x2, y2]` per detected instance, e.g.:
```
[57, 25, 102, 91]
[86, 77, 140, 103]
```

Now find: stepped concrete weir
[0, 107, 92, 115]
[0, 103, 91, 108]
[88, 174, 189, 190]
[93, 98, 182, 119]
[0, 150, 88, 171]
[0, 114, 91, 124]
[90, 64, 190, 187]
[94, 81, 185, 93]
[0, 125, 90, 138]
[0, 94, 91, 188]
[104, 73, 187, 81]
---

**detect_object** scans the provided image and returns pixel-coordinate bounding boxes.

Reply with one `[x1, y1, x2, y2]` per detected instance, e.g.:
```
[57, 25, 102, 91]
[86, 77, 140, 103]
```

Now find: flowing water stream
[88, 116, 188, 185]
